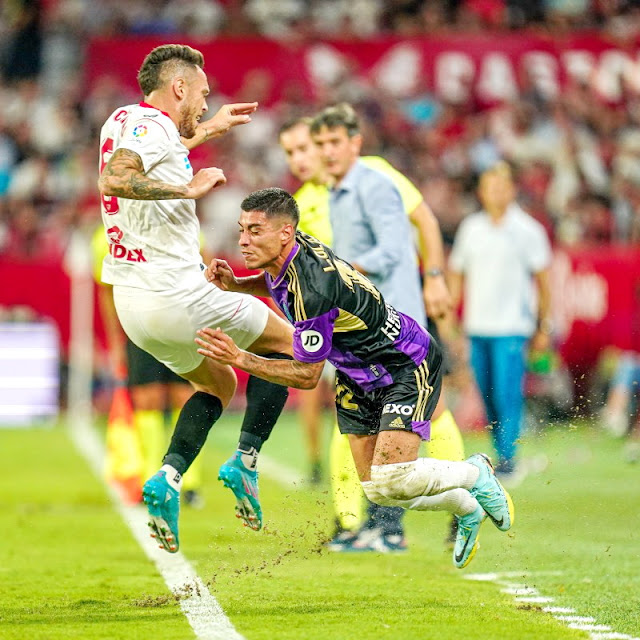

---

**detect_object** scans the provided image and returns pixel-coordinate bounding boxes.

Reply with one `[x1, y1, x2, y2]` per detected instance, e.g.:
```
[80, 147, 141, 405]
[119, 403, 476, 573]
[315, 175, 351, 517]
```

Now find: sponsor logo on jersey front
[107, 226, 123, 244]
[381, 303, 401, 342]
[300, 330, 323, 353]
[106, 225, 147, 263]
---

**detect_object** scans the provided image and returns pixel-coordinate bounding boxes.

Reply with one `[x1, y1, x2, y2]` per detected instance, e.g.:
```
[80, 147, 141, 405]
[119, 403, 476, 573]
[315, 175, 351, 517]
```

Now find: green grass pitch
[1, 411, 639, 639]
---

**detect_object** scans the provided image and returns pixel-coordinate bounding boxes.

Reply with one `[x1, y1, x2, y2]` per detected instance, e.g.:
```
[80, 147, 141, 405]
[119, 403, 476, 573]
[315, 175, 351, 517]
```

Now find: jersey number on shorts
[336, 383, 359, 411]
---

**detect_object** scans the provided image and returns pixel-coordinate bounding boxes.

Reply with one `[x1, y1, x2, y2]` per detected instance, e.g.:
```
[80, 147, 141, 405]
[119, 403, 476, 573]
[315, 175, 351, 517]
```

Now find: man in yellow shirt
[279, 114, 465, 551]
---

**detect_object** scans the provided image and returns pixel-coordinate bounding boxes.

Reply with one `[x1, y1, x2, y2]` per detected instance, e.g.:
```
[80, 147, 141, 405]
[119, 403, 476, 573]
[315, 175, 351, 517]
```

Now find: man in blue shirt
[311, 106, 426, 324]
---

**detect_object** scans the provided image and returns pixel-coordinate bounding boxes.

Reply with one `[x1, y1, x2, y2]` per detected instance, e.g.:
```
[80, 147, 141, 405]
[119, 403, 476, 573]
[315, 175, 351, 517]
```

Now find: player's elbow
[98, 175, 115, 197]
[297, 367, 322, 390]
[298, 375, 319, 391]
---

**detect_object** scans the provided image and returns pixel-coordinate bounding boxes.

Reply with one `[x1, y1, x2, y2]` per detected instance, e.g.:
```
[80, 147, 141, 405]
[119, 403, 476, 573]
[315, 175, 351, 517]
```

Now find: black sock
[238, 353, 290, 453]
[163, 391, 223, 474]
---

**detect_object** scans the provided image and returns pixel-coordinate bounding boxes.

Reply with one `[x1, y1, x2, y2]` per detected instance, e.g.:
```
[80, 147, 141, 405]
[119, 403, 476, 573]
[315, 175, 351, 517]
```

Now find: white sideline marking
[501, 586, 539, 596]
[557, 616, 597, 623]
[465, 571, 563, 581]
[515, 596, 554, 603]
[68, 420, 245, 640]
[465, 571, 640, 640]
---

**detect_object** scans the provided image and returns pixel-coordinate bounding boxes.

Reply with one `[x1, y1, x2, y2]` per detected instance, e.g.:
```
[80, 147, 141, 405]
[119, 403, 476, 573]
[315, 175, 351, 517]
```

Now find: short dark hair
[278, 116, 313, 138]
[241, 188, 300, 227]
[137, 44, 205, 96]
[310, 103, 360, 137]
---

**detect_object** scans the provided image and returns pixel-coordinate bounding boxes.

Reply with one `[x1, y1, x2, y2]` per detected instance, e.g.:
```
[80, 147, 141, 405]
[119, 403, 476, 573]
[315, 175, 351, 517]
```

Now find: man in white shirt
[448, 162, 552, 482]
[98, 44, 293, 553]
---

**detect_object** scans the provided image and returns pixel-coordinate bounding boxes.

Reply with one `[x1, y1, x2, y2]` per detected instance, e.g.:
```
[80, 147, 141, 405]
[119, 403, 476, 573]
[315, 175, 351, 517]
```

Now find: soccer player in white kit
[97, 44, 294, 552]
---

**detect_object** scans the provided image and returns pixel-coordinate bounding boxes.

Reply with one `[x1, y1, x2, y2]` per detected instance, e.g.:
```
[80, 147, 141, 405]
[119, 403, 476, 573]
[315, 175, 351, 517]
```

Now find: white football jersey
[98, 102, 202, 291]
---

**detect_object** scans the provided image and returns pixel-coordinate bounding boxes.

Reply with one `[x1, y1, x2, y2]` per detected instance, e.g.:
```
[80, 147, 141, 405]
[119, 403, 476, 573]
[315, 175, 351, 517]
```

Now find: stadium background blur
[3, 0, 640, 428]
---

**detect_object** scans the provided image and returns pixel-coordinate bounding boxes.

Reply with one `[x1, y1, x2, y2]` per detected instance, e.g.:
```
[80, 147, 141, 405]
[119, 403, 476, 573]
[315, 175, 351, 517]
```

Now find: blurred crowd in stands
[3, 0, 640, 264]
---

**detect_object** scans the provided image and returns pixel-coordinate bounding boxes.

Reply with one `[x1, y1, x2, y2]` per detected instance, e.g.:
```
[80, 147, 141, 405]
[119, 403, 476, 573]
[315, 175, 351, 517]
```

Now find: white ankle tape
[371, 458, 476, 501]
[370, 461, 423, 501]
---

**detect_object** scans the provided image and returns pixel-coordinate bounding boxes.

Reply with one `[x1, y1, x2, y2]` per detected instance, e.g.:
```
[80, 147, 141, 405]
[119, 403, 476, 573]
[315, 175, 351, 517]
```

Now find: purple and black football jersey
[265, 232, 433, 392]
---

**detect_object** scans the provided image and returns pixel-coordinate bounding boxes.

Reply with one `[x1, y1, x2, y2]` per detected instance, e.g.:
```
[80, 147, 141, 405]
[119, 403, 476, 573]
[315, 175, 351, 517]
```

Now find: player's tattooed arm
[99, 149, 226, 200]
[99, 149, 189, 200]
[195, 328, 324, 390]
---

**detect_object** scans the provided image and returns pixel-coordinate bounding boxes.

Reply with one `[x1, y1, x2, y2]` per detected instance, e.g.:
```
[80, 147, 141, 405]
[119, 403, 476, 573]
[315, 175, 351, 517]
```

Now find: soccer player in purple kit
[195, 187, 515, 568]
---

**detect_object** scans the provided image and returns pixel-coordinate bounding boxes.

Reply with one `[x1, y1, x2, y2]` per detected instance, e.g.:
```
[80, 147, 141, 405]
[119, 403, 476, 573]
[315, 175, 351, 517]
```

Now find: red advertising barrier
[551, 247, 640, 376]
[3, 247, 640, 379]
[87, 33, 640, 107]
[0, 257, 74, 352]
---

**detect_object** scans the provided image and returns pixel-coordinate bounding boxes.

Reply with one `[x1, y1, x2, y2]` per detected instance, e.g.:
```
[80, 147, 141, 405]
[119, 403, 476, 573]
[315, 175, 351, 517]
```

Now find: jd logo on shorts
[382, 403, 416, 416]
[301, 330, 323, 353]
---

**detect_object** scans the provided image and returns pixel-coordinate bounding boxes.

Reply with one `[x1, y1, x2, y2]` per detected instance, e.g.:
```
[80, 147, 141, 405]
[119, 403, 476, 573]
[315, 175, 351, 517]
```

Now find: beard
[178, 104, 198, 139]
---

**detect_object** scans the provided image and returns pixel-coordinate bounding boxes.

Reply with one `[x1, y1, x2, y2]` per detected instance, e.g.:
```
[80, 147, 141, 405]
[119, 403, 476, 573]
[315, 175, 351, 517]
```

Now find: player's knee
[193, 370, 237, 408]
[370, 462, 422, 501]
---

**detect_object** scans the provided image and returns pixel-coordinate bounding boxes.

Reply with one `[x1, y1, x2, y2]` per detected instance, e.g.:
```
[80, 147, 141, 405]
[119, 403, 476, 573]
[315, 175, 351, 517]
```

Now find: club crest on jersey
[132, 124, 148, 138]
[300, 330, 323, 353]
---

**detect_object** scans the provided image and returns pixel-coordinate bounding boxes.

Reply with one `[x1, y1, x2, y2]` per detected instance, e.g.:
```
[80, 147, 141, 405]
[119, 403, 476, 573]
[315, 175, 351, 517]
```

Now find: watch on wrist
[537, 318, 554, 335]
[425, 267, 444, 278]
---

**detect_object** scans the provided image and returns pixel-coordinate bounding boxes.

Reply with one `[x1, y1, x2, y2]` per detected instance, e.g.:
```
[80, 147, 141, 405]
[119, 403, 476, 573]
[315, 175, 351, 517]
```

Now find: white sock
[362, 480, 478, 516]
[160, 464, 183, 492]
[370, 458, 479, 500]
[403, 490, 479, 516]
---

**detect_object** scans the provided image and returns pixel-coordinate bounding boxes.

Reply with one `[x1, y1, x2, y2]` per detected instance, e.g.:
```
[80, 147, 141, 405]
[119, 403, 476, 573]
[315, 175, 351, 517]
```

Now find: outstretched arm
[182, 102, 259, 150]
[98, 148, 226, 200]
[195, 328, 324, 390]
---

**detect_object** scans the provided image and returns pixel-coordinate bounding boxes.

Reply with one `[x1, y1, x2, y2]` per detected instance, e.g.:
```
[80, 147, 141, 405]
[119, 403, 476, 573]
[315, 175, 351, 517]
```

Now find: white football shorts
[113, 267, 269, 375]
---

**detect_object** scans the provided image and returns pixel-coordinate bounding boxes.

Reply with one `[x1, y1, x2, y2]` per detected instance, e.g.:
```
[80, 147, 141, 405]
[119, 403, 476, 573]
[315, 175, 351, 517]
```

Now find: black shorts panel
[334, 342, 442, 440]
[126, 339, 189, 387]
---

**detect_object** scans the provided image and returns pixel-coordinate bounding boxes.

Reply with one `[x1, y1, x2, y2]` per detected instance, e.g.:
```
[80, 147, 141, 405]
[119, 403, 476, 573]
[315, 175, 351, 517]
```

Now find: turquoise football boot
[467, 453, 515, 531]
[218, 452, 263, 531]
[142, 469, 180, 553]
[453, 503, 486, 569]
